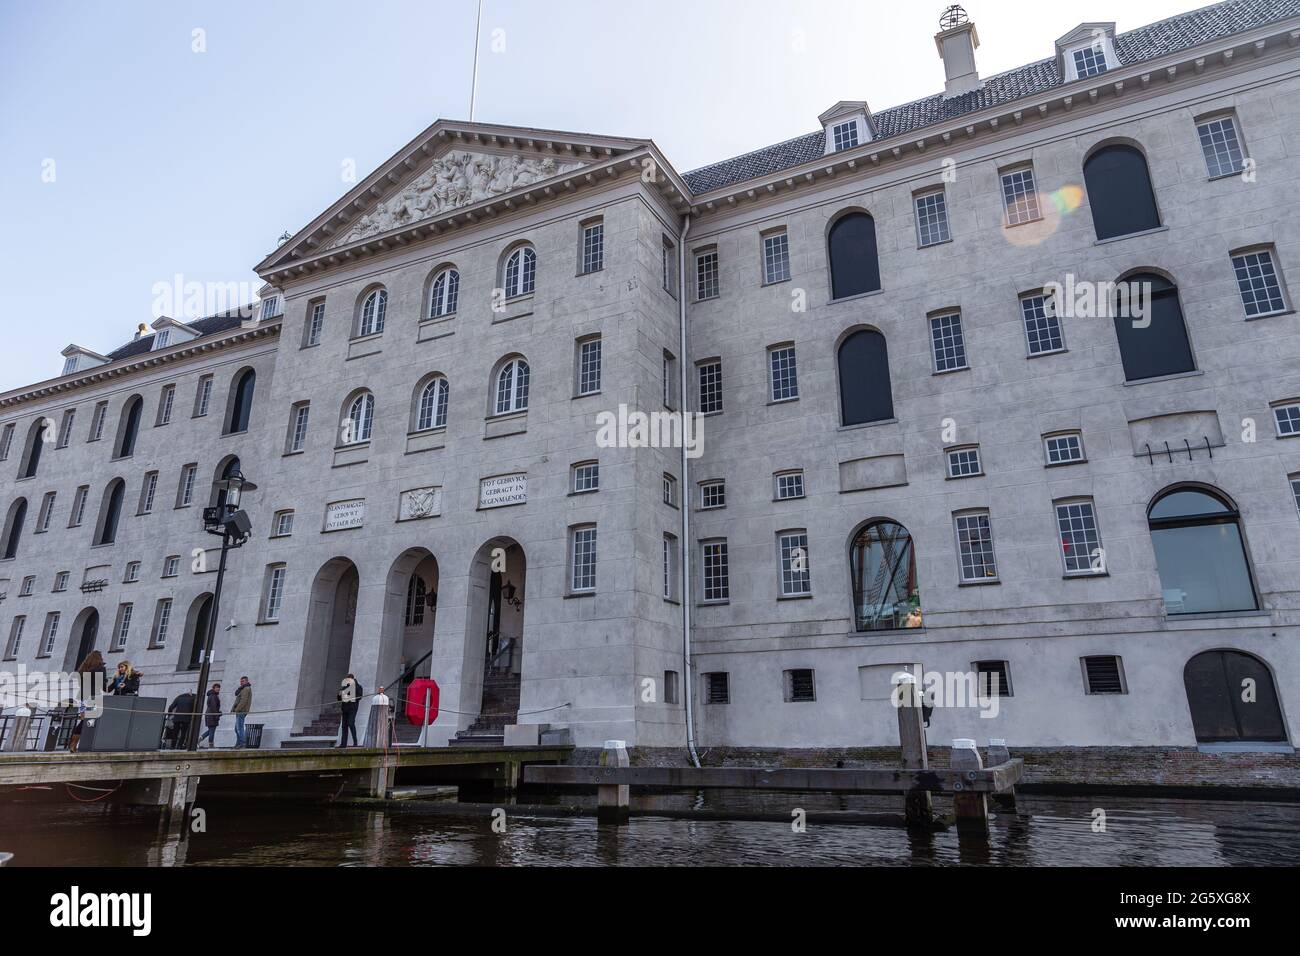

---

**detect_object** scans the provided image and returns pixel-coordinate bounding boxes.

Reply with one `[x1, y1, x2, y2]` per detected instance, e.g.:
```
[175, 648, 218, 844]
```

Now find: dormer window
[59, 346, 109, 376]
[154, 329, 171, 349]
[260, 295, 283, 320]
[1071, 43, 1108, 78]
[1056, 24, 1120, 83]
[832, 121, 859, 152]
[149, 318, 198, 350]
[819, 102, 874, 156]
[61, 357, 77, 376]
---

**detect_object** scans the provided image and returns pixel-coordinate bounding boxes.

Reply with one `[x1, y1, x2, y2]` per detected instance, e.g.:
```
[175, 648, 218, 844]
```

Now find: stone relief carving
[331, 151, 584, 247]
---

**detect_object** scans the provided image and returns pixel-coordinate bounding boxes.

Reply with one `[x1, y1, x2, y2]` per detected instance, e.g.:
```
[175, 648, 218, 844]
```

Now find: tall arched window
[115, 396, 143, 459]
[359, 289, 387, 337]
[429, 268, 460, 318]
[225, 369, 256, 435]
[1083, 144, 1161, 241]
[1112, 272, 1194, 382]
[828, 212, 881, 300]
[495, 359, 530, 415]
[19, 419, 49, 479]
[95, 480, 125, 546]
[343, 392, 375, 444]
[405, 575, 427, 626]
[2, 498, 28, 559]
[837, 329, 894, 426]
[503, 245, 536, 299]
[416, 377, 449, 431]
[850, 520, 921, 631]
[1148, 486, 1257, 615]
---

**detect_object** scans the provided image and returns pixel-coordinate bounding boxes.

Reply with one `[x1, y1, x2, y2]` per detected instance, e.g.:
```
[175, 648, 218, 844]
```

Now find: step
[279, 736, 338, 750]
[450, 734, 505, 747]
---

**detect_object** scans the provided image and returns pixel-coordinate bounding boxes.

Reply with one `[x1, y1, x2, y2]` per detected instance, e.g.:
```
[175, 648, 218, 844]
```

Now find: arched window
[225, 369, 256, 435]
[415, 377, 449, 432]
[429, 268, 460, 318]
[837, 329, 894, 426]
[1148, 486, 1257, 615]
[1083, 144, 1161, 241]
[359, 289, 387, 337]
[503, 245, 536, 299]
[115, 396, 143, 459]
[828, 212, 882, 299]
[494, 359, 530, 415]
[95, 480, 125, 546]
[343, 392, 375, 445]
[1112, 272, 1194, 382]
[19, 419, 50, 479]
[405, 575, 427, 627]
[850, 520, 921, 631]
[2, 498, 28, 559]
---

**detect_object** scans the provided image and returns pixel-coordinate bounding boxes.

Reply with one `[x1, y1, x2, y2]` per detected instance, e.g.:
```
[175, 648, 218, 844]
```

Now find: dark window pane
[1083, 145, 1161, 240]
[1149, 489, 1231, 521]
[1184, 650, 1286, 743]
[828, 213, 881, 299]
[1150, 523, 1257, 614]
[838, 329, 894, 426]
[1112, 273, 1194, 381]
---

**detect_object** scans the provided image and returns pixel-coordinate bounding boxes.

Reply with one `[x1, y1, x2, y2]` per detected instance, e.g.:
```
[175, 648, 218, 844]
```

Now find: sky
[0, 0, 1203, 392]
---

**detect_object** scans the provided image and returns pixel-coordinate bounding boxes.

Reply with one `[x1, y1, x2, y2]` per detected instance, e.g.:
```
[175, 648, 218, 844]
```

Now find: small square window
[162, 555, 180, 578]
[946, 446, 982, 478]
[700, 481, 726, 510]
[1274, 403, 1300, 438]
[1044, 432, 1086, 465]
[1071, 43, 1108, 79]
[124, 561, 141, 584]
[1232, 249, 1288, 317]
[704, 672, 730, 704]
[832, 120, 859, 152]
[975, 660, 1012, 697]
[1082, 655, 1127, 695]
[272, 511, 295, 538]
[53, 571, 70, 592]
[775, 471, 805, 500]
[571, 461, 600, 494]
[783, 668, 816, 703]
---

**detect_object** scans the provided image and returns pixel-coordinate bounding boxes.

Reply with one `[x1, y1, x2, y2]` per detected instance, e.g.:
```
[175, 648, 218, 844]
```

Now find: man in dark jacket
[167, 691, 196, 750]
[199, 682, 221, 748]
[336, 674, 363, 748]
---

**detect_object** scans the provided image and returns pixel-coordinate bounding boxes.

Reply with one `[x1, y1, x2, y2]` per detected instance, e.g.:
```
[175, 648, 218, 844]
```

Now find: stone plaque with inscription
[323, 498, 366, 532]
[478, 474, 527, 510]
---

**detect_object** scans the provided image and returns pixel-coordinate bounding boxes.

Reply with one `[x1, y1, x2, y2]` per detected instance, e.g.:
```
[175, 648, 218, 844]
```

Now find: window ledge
[573, 391, 602, 401]
[1063, 571, 1109, 580]
[932, 366, 970, 377]
[564, 591, 596, 600]
[761, 277, 792, 288]
[778, 593, 814, 601]
[766, 397, 799, 407]
[254, 620, 279, 628]
[829, 288, 885, 306]
[944, 472, 985, 480]
[1003, 216, 1044, 229]
[1044, 459, 1087, 468]
[698, 601, 730, 607]
[417, 315, 456, 343]
[1093, 224, 1169, 246]
[1163, 609, 1269, 623]
[838, 418, 899, 432]
[1245, 309, 1295, 322]
[1027, 347, 1068, 359]
[1206, 171, 1244, 183]
[918, 238, 953, 250]
[1123, 369, 1203, 387]
[958, 579, 1001, 587]
[282, 449, 305, 458]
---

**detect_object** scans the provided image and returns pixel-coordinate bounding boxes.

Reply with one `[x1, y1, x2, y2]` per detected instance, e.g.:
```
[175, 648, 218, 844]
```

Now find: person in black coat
[199, 683, 222, 748]
[167, 691, 197, 750]
[336, 674, 363, 748]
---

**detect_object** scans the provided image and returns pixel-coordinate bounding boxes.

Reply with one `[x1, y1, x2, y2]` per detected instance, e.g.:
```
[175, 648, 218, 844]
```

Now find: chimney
[935, 5, 981, 99]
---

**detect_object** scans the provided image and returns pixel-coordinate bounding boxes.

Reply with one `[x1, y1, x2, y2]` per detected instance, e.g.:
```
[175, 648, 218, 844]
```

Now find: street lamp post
[185, 472, 256, 751]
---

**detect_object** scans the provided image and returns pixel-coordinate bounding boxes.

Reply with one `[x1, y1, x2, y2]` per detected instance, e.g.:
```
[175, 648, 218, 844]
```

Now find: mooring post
[987, 738, 1017, 813]
[893, 674, 933, 828]
[596, 739, 630, 825]
[416, 687, 432, 748]
[3, 705, 32, 753]
[950, 738, 989, 833]
[162, 774, 197, 833]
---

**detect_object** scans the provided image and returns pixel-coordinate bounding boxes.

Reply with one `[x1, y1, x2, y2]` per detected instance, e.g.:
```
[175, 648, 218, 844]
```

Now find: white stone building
[3, 0, 1299, 756]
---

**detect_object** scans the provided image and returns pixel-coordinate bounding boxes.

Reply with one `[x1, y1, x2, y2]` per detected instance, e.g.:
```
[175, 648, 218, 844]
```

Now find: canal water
[4, 792, 1299, 866]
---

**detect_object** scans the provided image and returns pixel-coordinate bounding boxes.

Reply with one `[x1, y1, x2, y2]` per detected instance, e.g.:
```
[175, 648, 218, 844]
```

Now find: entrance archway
[64, 608, 99, 671]
[1184, 649, 1287, 743]
[380, 549, 440, 718]
[458, 538, 526, 740]
[296, 558, 360, 731]
[178, 593, 215, 671]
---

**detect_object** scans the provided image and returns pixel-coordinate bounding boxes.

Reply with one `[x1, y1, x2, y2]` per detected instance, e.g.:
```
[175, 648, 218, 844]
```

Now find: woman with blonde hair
[105, 660, 141, 696]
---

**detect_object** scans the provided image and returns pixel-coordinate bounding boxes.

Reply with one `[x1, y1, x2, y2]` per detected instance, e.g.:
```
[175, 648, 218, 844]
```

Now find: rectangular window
[832, 120, 859, 152]
[1000, 167, 1040, 226]
[569, 525, 598, 593]
[662, 533, 678, 600]
[138, 472, 159, 514]
[955, 511, 998, 583]
[288, 402, 310, 452]
[929, 311, 968, 372]
[1071, 43, 1107, 78]
[768, 345, 799, 401]
[701, 540, 729, 602]
[260, 295, 282, 320]
[571, 461, 600, 494]
[778, 531, 811, 597]
[20, 576, 35, 597]
[762, 231, 791, 284]
[113, 603, 133, 651]
[53, 571, 69, 592]
[177, 464, 197, 507]
[195, 376, 214, 417]
[0, 423, 13, 459]
[662, 351, 678, 409]
[915, 189, 951, 247]
[975, 660, 1012, 697]
[263, 565, 287, 622]
[68, 486, 89, 527]
[698, 360, 722, 414]
[1197, 115, 1245, 179]
[154, 329, 171, 349]
[152, 599, 173, 647]
[663, 670, 680, 705]
[162, 555, 180, 578]
[124, 561, 141, 583]
[1082, 655, 1126, 695]
[695, 249, 719, 300]
[306, 301, 325, 347]
[1020, 292, 1065, 355]
[1291, 474, 1300, 520]
[663, 474, 677, 507]
[775, 471, 805, 500]
[157, 385, 176, 426]
[5, 616, 26, 659]
[577, 338, 602, 396]
[1232, 248, 1288, 317]
[581, 221, 604, 274]
[41, 611, 60, 656]
[704, 672, 730, 704]
[89, 401, 108, 441]
[946, 446, 982, 478]
[57, 408, 76, 448]
[1056, 499, 1103, 575]
[36, 492, 56, 532]
[700, 480, 726, 510]
[784, 668, 816, 703]
[62, 357, 78, 376]
[662, 237, 677, 294]
[273, 511, 295, 537]
[1274, 402, 1300, 438]
[1044, 431, 1086, 465]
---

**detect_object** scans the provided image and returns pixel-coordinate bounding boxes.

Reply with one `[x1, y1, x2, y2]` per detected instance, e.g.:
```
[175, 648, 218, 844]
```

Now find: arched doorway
[294, 558, 359, 735]
[179, 594, 215, 671]
[65, 608, 99, 671]
[1184, 650, 1287, 744]
[380, 549, 440, 726]
[457, 538, 527, 742]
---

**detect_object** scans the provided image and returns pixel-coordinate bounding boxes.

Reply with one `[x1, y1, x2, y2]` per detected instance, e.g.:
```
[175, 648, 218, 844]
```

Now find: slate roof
[105, 311, 252, 363]
[682, 0, 1300, 194]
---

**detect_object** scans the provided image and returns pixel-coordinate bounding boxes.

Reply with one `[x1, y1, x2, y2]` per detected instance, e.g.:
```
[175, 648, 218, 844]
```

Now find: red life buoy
[405, 678, 440, 725]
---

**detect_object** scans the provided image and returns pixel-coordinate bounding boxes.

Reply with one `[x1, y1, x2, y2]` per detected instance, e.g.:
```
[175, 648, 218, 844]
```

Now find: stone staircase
[280, 709, 341, 749]
[451, 673, 520, 747]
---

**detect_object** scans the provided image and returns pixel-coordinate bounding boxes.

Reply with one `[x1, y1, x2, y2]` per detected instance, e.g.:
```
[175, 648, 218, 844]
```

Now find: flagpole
[469, 0, 484, 121]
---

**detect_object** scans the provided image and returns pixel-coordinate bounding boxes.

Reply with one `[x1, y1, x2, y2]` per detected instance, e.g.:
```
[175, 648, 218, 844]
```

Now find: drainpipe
[676, 211, 701, 769]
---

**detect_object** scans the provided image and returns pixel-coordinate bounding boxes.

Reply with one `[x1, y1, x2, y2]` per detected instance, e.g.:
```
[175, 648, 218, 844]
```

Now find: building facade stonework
[3, 0, 1299, 755]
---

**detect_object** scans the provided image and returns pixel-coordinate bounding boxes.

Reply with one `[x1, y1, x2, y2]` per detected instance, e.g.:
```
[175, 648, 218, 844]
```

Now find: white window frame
[928, 311, 969, 373]
[428, 268, 460, 319]
[262, 564, 287, 623]
[777, 530, 811, 597]
[697, 360, 722, 415]
[41, 611, 60, 656]
[1196, 113, 1246, 180]
[700, 480, 726, 511]
[945, 445, 983, 479]
[914, 188, 951, 247]
[503, 245, 537, 299]
[700, 539, 729, 603]
[762, 231, 791, 285]
[358, 289, 387, 338]
[305, 300, 326, 346]
[571, 461, 600, 495]
[953, 510, 999, 584]
[494, 359, 530, 416]
[1273, 401, 1300, 439]
[695, 249, 719, 301]
[162, 555, 180, 578]
[577, 338, 602, 397]
[415, 379, 448, 432]
[113, 603, 132, 651]
[580, 222, 604, 275]
[1055, 498, 1105, 576]
[289, 402, 311, 452]
[1231, 247, 1289, 318]
[1021, 291, 1066, 356]
[343, 392, 375, 445]
[568, 524, 598, 594]
[768, 345, 799, 402]
[178, 465, 197, 508]
[1043, 431, 1086, 465]
[774, 470, 805, 501]
[1000, 166, 1041, 226]
[273, 511, 295, 538]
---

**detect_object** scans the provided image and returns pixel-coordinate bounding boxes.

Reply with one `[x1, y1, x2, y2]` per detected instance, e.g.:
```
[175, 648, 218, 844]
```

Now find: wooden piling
[894, 674, 933, 828]
[950, 739, 988, 832]
[987, 738, 1017, 813]
[596, 740, 630, 824]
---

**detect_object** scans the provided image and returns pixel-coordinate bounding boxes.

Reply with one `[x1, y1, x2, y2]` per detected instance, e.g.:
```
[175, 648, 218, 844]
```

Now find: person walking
[231, 676, 253, 748]
[199, 682, 222, 748]
[336, 674, 363, 748]
[167, 690, 196, 751]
